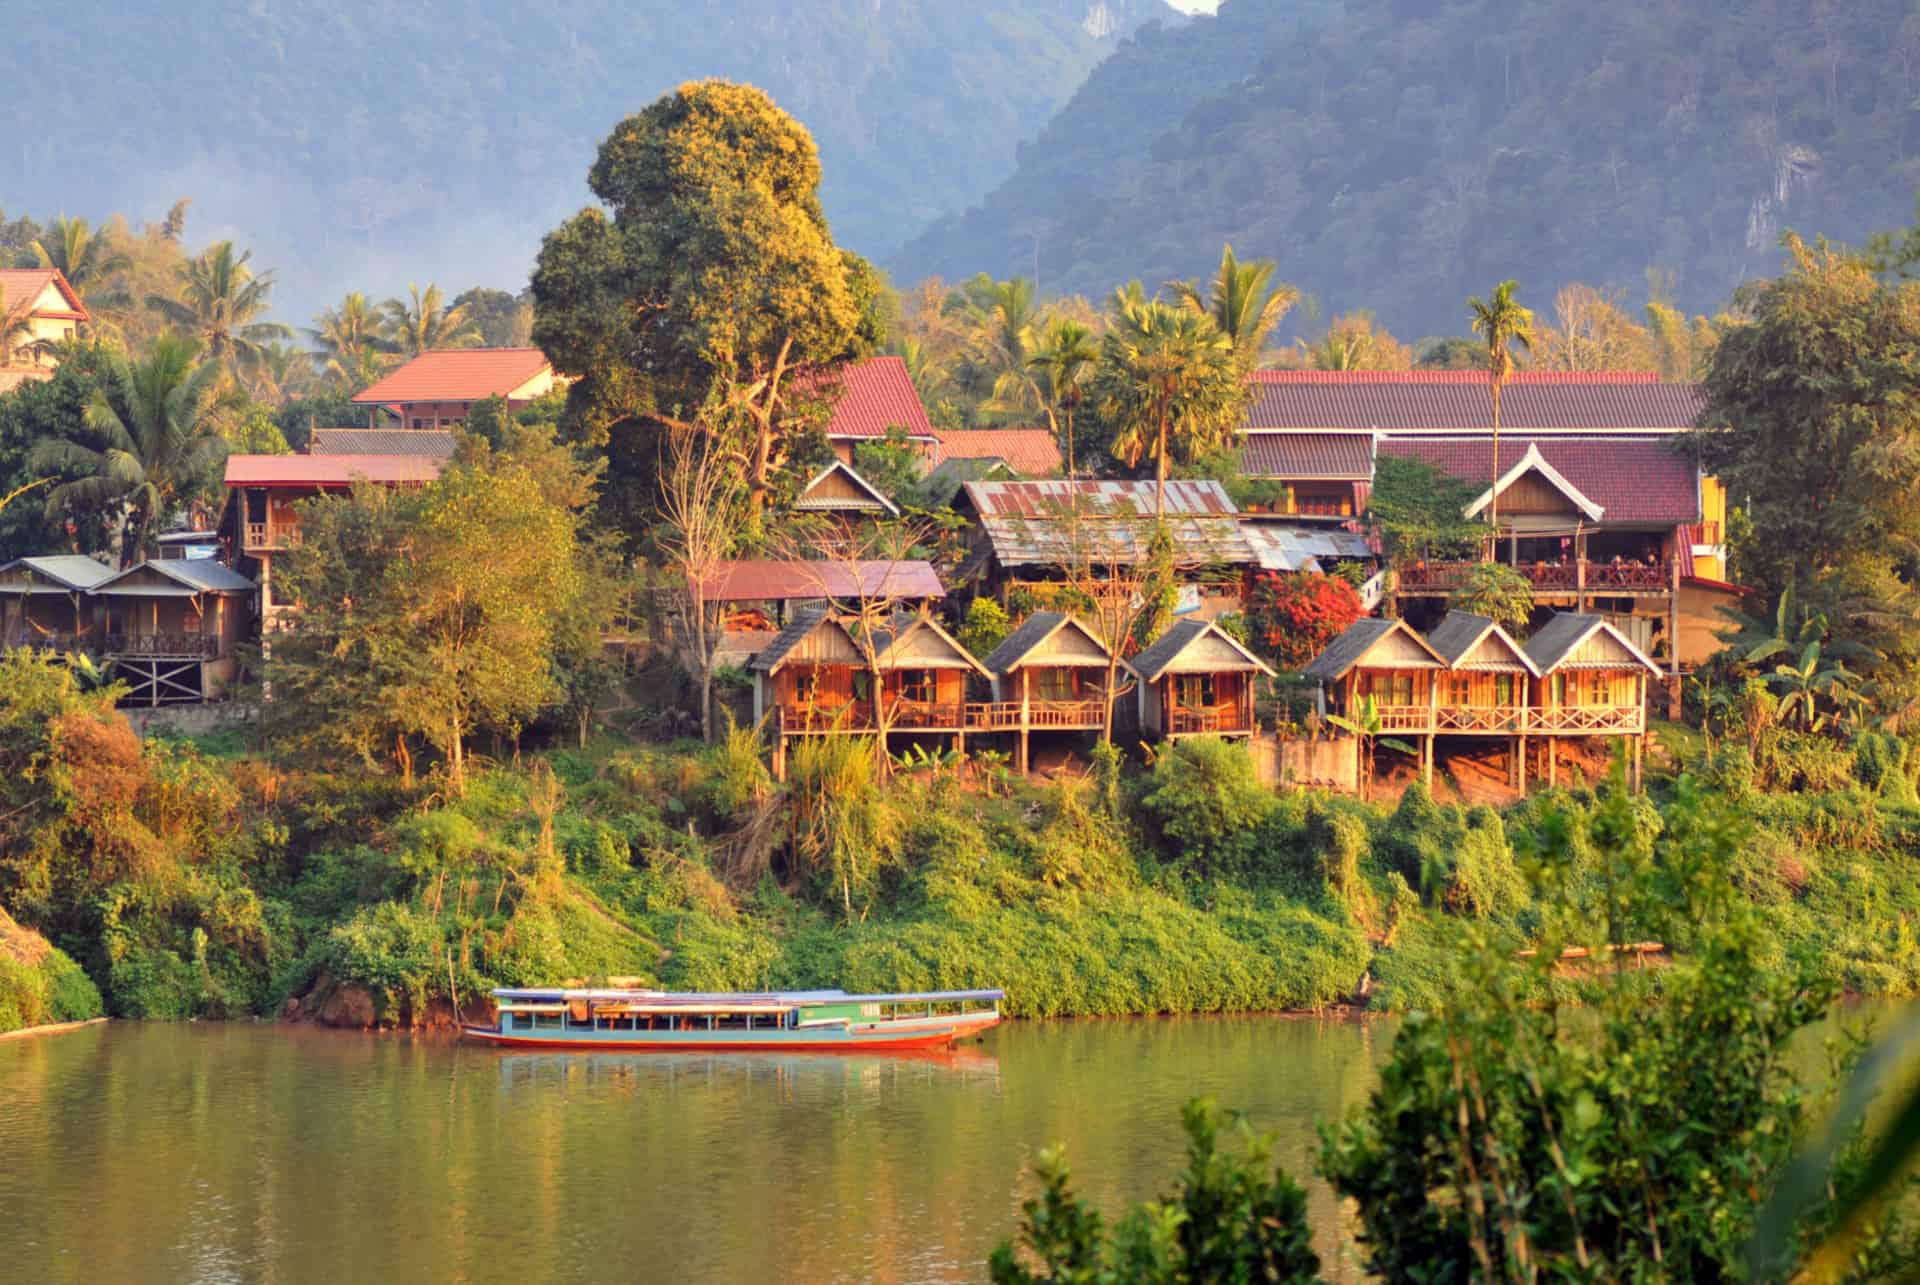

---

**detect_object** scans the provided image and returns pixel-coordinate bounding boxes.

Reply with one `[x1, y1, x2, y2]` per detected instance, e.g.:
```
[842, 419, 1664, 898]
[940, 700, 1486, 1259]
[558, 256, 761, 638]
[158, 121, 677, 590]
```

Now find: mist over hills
[896, 0, 1920, 339]
[7, 1, 1174, 320]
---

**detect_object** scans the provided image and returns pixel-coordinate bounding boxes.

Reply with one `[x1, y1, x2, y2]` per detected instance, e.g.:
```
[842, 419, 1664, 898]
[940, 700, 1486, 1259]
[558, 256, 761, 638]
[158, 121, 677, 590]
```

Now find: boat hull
[461, 1012, 1000, 1053]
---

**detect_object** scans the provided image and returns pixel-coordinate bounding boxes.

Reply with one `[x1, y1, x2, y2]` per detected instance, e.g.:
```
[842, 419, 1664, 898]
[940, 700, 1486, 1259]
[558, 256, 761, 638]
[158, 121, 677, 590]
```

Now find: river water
[1, 1016, 1394, 1284]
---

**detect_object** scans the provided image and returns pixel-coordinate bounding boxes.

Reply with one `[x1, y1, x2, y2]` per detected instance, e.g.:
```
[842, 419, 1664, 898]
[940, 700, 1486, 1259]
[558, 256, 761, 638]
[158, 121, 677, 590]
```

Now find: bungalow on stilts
[1130, 618, 1277, 741]
[977, 610, 1132, 771]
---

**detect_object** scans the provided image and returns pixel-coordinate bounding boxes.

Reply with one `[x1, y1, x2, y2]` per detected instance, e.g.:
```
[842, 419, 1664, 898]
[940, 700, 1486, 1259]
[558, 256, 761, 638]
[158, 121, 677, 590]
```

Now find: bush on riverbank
[0, 908, 102, 1034]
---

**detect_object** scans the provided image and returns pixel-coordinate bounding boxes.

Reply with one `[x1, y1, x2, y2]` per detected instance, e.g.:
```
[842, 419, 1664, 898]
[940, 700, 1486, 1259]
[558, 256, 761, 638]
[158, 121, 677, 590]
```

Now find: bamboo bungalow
[1425, 610, 1542, 787]
[1302, 617, 1450, 782]
[1521, 612, 1663, 790]
[89, 559, 255, 704]
[0, 555, 115, 651]
[751, 607, 990, 778]
[978, 611, 1131, 770]
[1131, 618, 1276, 740]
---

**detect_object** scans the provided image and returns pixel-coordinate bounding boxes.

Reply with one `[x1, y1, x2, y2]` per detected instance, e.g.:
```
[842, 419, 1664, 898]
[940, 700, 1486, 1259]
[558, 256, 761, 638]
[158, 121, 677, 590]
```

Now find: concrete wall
[123, 701, 252, 740]
[1251, 733, 1360, 793]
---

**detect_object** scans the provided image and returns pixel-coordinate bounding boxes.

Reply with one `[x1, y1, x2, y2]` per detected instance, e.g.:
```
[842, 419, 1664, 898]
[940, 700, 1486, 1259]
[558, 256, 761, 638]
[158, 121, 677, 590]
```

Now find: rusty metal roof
[959, 479, 1252, 569]
[702, 560, 944, 603]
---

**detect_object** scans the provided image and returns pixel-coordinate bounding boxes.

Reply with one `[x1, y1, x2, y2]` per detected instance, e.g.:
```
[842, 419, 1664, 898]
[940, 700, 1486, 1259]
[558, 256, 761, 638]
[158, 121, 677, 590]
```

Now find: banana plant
[1326, 694, 1417, 801]
[1766, 638, 1860, 732]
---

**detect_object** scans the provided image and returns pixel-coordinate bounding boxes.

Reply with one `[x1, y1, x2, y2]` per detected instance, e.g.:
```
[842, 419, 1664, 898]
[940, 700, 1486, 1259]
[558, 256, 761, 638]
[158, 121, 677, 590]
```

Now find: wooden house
[1521, 612, 1662, 789]
[1131, 619, 1276, 740]
[1303, 618, 1451, 781]
[351, 348, 556, 430]
[750, 607, 989, 778]
[977, 611, 1130, 770]
[792, 460, 899, 521]
[0, 555, 115, 650]
[89, 560, 255, 704]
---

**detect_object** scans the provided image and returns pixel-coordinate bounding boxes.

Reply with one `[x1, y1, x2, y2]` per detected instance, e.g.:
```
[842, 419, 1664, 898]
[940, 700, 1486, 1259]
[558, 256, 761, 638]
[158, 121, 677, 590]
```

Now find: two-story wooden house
[89, 559, 255, 703]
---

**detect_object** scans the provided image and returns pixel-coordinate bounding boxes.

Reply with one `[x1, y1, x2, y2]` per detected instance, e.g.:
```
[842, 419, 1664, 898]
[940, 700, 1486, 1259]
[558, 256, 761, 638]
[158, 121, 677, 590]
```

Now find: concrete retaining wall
[1251, 733, 1359, 793]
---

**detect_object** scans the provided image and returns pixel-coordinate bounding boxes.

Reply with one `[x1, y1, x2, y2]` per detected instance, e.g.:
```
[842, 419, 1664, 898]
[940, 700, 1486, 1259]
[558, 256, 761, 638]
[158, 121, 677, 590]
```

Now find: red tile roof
[798, 355, 934, 439]
[932, 428, 1063, 476]
[1379, 436, 1700, 526]
[1241, 431, 1373, 479]
[0, 268, 88, 321]
[1246, 369, 1704, 432]
[223, 454, 444, 487]
[351, 348, 551, 405]
[701, 559, 945, 602]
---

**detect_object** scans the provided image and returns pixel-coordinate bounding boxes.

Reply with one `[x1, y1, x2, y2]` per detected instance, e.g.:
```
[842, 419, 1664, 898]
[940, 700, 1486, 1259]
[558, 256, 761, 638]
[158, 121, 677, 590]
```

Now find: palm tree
[147, 241, 292, 373]
[1467, 281, 1534, 541]
[1169, 244, 1296, 364]
[1093, 292, 1247, 518]
[383, 283, 479, 358]
[1026, 318, 1098, 477]
[955, 275, 1043, 421]
[30, 333, 226, 567]
[30, 215, 131, 312]
[0, 286, 37, 367]
[243, 341, 315, 405]
[309, 291, 395, 390]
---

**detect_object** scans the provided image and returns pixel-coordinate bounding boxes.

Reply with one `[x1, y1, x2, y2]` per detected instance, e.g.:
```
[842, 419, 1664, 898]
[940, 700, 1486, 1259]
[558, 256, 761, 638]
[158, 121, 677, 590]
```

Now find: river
[1, 1016, 1395, 1284]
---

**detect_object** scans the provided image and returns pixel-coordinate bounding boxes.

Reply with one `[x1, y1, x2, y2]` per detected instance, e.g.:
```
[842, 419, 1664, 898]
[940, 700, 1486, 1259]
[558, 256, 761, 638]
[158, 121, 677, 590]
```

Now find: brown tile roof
[798, 355, 934, 439]
[1245, 370, 1704, 432]
[1241, 431, 1373, 479]
[932, 428, 1063, 477]
[308, 428, 458, 458]
[701, 560, 946, 603]
[224, 454, 444, 488]
[0, 268, 87, 321]
[351, 348, 550, 405]
[1378, 436, 1700, 526]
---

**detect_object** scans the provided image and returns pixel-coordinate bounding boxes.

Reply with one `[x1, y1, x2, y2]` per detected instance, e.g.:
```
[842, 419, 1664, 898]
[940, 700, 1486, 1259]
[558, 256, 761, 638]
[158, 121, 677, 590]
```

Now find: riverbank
[0, 1017, 109, 1042]
[0, 910, 104, 1037]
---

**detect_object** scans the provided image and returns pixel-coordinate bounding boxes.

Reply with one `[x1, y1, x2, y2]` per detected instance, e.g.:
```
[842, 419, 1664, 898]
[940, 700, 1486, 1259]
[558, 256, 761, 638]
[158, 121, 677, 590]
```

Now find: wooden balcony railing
[1356, 704, 1645, 735]
[779, 699, 1109, 734]
[245, 522, 301, 550]
[1169, 707, 1253, 735]
[103, 632, 219, 659]
[1, 628, 85, 651]
[1397, 559, 1673, 594]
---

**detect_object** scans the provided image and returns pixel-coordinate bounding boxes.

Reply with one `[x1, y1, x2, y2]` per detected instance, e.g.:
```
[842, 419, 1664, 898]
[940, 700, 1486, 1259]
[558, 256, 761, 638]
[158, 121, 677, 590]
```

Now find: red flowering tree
[1246, 571, 1365, 669]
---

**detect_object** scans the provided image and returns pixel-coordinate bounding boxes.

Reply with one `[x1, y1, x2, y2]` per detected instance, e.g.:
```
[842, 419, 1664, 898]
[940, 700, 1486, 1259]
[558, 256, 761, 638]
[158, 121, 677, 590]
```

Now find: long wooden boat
[461, 987, 1005, 1052]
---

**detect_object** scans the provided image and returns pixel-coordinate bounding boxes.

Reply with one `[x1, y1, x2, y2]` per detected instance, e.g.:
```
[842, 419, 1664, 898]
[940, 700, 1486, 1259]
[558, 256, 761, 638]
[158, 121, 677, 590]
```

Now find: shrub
[1853, 730, 1919, 804]
[957, 596, 1013, 658]
[1140, 737, 1276, 870]
[1245, 570, 1365, 668]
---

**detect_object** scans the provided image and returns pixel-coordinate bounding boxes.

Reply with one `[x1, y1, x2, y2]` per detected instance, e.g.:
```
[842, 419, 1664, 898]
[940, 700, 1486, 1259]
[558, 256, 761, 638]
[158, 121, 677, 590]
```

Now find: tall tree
[657, 427, 747, 744]
[1093, 293, 1247, 517]
[146, 241, 292, 372]
[532, 80, 862, 521]
[30, 216, 131, 313]
[1027, 317, 1098, 477]
[242, 341, 314, 405]
[957, 275, 1044, 421]
[1467, 280, 1533, 540]
[308, 292, 395, 390]
[383, 282, 480, 357]
[30, 333, 226, 566]
[1169, 244, 1296, 364]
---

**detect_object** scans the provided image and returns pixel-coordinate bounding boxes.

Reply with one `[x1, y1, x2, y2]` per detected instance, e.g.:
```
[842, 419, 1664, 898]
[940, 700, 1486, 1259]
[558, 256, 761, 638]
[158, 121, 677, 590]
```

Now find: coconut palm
[1169, 244, 1296, 364]
[309, 291, 396, 391]
[147, 241, 292, 373]
[383, 282, 480, 358]
[954, 275, 1043, 421]
[1027, 317, 1099, 477]
[30, 333, 226, 567]
[1468, 280, 1534, 539]
[0, 286, 37, 367]
[30, 215, 131, 313]
[243, 341, 315, 405]
[1093, 293, 1247, 517]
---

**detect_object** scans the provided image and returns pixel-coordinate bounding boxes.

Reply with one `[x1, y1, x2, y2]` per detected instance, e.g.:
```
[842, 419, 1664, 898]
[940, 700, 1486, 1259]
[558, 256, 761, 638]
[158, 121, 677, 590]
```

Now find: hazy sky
[1166, 0, 1220, 10]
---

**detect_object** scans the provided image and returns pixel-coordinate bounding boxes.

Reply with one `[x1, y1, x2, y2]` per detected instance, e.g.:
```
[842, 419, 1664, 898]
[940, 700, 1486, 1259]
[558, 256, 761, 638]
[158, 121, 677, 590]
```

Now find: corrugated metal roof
[703, 560, 944, 603]
[309, 428, 458, 458]
[961, 480, 1253, 569]
[932, 429, 1063, 477]
[224, 454, 444, 487]
[0, 555, 116, 590]
[1241, 431, 1373, 479]
[93, 560, 254, 596]
[795, 355, 935, 439]
[351, 348, 550, 405]
[1241, 524, 1374, 572]
[1378, 436, 1699, 526]
[1132, 619, 1276, 682]
[1245, 370, 1704, 432]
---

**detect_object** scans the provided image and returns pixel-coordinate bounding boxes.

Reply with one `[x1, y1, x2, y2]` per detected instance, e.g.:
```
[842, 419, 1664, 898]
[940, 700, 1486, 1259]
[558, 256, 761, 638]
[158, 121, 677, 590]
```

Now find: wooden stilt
[1547, 739, 1557, 787]
[1632, 734, 1644, 794]
[1423, 734, 1434, 789]
[1517, 734, 1528, 793]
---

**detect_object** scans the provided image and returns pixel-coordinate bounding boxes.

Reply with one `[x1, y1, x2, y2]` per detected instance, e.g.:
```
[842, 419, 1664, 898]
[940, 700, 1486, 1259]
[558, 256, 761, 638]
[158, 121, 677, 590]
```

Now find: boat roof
[490, 987, 1006, 1005]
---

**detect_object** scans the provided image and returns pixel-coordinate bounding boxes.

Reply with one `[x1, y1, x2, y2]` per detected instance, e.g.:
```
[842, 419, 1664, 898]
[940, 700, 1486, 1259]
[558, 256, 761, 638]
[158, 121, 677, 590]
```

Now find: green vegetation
[0, 908, 102, 1034]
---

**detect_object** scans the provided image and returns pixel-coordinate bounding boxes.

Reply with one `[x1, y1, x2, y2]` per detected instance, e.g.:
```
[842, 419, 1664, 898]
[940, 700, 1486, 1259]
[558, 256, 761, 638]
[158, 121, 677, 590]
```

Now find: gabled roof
[796, 355, 935, 439]
[1132, 618, 1277, 682]
[750, 606, 835, 674]
[308, 428, 458, 458]
[1240, 431, 1373, 480]
[0, 268, 88, 322]
[1244, 370, 1704, 433]
[979, 610, 1124, 675]
[959, 479, 1253, 568]
[0, 555, 115, 591]
[1523, 612, 1664, 674]
[1425, 610, 1541, 676]
[1463, 442, 1605, 522]
[1303, 617, 1447, 681]
[932, 429, 1063, 477]
[351, 348, 551, 405]
[868, 611, 991, 676]
[92, 559, 254, 597]
[702, 560, 944, 603]
[1378, 436, 1699, 527]
[793, 460, 899, 515]
[224, 454, 444, 487]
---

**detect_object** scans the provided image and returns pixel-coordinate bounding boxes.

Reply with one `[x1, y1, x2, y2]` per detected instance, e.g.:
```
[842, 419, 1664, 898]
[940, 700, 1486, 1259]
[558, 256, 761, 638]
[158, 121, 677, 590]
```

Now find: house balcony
[244, 521, 301, 551]
[776, 698, 1109, 735]
[104, 632, 220, 659]
[966, 699, 1106, 731]
[1, 628, 87, 652]
[1396, 558, 1674, 597]
[1169, 706, 1254, 736]
[1364, 704, 1645, 736]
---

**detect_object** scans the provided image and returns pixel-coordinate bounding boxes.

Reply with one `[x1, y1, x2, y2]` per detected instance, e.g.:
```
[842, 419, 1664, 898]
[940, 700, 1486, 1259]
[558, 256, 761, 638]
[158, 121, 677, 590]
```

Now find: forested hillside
[896, 0, 1920, 337]
[8, 0, 1174, 317]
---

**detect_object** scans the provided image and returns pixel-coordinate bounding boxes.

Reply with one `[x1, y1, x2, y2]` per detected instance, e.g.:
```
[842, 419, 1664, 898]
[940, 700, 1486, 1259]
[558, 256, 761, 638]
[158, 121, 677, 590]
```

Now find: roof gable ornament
[1463, 442, 1605, 523]
[795, 460, 900, 515]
